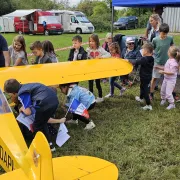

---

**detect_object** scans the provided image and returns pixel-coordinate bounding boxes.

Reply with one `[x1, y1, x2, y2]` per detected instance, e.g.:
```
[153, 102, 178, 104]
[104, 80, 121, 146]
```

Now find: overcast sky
[71, 0, 81, 6]
[70, 0, 124, 9]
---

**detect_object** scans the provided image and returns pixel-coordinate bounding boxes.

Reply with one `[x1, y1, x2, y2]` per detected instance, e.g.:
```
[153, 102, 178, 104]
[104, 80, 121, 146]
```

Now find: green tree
[77, 0, 99, 17]
[90, 2, 111, 32]
[12, 0, 55, 10]
[0, 0, 16, 16]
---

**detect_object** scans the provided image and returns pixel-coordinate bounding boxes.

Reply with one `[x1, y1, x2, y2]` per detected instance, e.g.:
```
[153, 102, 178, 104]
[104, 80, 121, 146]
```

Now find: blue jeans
[109, 76, 122, 95]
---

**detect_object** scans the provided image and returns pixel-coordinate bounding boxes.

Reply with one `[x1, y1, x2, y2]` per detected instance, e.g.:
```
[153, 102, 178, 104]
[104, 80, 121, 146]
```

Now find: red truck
[3, 10, 63, 35]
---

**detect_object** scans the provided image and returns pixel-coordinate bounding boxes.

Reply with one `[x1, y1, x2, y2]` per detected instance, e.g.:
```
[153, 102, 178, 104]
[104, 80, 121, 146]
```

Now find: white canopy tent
[3, 10, 37, 17]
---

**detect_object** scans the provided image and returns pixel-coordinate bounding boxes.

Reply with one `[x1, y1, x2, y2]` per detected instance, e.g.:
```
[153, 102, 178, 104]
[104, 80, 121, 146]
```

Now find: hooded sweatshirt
[135, 56, 154, 80]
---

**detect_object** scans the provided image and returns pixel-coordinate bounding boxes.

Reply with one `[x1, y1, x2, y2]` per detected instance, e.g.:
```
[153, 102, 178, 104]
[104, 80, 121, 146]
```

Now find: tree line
[0, 0, 153, 31]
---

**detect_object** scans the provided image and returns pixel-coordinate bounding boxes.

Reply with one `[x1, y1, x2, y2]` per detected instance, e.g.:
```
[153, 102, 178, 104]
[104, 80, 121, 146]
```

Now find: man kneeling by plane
[4, 79, 66, 152]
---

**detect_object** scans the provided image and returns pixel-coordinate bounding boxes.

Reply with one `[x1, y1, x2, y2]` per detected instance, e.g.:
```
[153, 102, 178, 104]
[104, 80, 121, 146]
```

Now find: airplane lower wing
[0, 58, 133, 89]
[53, 156, 118, 180]
[0, 169, 28, 180]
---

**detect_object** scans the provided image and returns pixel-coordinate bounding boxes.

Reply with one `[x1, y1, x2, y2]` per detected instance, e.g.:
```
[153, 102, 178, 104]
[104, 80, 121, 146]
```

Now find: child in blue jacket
[59, 83, 96, 130]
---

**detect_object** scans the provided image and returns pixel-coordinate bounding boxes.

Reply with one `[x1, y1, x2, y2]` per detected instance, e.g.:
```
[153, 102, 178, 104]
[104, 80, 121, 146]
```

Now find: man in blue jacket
[4, 79, 59, 152]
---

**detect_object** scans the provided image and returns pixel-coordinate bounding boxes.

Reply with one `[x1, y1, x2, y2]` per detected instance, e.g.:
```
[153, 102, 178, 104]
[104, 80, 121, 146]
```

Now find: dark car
[113, 16, 138, 30]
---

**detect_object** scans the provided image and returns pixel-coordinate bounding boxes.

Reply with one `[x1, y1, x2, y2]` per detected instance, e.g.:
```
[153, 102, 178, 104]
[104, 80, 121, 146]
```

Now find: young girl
[42, 40, 58, 63]
[86, 34, 111, 103]
[105, 42, 126, 98]
[8, 35, 28, 66]
[156, 46, 180, 110]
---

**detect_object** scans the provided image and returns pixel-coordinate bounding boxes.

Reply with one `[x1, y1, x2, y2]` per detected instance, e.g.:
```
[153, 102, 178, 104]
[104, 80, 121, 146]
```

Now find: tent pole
[111, 6, 114, 37]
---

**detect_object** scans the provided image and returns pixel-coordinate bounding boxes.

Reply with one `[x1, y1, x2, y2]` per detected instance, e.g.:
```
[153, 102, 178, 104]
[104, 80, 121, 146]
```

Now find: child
[121, 37, 142, 86]
[8, 35, 28, 66]
[150, 23, 174, 99]
[86, 34, 111, 103]
[4, 79, 61, 151]
[42, 40, 58, 63]
[68, 35, 87, 61]
[102, 33, 113, 52]
[133, 43, 154, 110]
[155, 46, 180, 110]
[105, 42, 126, 98]
[59, 83, 96, 130]
[30, 41, 52, 64]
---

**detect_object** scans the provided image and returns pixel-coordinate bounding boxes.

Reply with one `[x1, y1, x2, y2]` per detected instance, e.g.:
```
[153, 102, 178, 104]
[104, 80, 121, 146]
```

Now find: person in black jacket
[132, 43, 154, 111]
[68, 35, 87, 61]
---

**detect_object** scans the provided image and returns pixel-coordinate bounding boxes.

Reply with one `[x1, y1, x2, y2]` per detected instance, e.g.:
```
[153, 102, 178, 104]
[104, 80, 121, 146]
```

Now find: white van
[0, 17, 15, 32]
[50, 10, 95, 34]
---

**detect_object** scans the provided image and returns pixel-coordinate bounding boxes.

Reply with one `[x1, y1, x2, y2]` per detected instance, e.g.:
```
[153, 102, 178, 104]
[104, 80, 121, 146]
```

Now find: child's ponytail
[175, 51, 180, 63]
[168, 46, 180, 63]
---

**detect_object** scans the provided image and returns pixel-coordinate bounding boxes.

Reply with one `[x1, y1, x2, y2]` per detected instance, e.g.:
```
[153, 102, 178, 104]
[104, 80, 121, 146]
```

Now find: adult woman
[148, 14, 161, 42]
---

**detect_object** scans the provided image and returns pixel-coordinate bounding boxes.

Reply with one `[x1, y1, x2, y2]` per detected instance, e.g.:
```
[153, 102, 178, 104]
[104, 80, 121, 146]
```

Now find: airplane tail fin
[23, 132, 54, 180]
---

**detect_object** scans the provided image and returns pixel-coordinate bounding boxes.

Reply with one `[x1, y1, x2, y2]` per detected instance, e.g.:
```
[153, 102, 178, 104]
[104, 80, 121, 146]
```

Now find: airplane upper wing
[0, 58, 133, 89]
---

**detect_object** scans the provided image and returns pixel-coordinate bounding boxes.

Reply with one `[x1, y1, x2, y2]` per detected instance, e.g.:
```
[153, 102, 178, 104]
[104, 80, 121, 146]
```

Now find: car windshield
[76, 15, 90, 23]
[118, 18, 128, 23]
[39, 16, 59, 24]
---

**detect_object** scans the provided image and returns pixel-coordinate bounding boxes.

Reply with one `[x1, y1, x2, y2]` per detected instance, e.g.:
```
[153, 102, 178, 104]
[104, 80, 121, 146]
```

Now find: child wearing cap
[121, 37, 142, 86]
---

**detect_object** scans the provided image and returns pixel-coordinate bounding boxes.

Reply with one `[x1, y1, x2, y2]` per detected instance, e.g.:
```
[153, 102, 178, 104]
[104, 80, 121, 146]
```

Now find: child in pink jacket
[155, 46, 180, 110]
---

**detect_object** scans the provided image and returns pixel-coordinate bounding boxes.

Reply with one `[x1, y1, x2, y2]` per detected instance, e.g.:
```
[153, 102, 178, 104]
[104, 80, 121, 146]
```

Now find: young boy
[4, 79, 62, 151]
[134, 43, 154, 110]
[68, 35, 87, 61]
[59, 83, 96, 130]
[30, 41, 52, 64]
[150, 23, 174, 99]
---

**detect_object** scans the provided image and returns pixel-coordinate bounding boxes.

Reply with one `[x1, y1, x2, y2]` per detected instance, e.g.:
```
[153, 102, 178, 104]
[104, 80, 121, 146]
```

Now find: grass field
[0, 29, 180, 179]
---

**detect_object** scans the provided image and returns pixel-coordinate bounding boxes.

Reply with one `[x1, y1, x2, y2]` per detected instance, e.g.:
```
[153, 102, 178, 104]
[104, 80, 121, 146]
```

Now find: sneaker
[105, 93, 113, 98]
[66, 119, 78, 125]
[49, 142, 56, 152]
[135, 96, 144, 103]
[142, 105, 152, 111]
[84, 121, 96, 130]
[166, 104, 175, 110]
[96, 97, 104, 103]
[120, 87, 126, 96]
[160, 99, 166, 106]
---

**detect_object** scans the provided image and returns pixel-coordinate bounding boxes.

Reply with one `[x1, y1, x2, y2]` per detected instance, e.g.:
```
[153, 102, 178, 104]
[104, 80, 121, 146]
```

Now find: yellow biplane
[0, 58, 133, 180]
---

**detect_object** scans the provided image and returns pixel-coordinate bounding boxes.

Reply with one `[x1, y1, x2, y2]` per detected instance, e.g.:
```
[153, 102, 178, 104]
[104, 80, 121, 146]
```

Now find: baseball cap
[126, 37, 135, 43]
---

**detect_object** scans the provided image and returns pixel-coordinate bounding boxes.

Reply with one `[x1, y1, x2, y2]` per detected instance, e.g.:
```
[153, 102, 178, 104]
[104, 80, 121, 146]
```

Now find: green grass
[1, 29, 180, 179]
